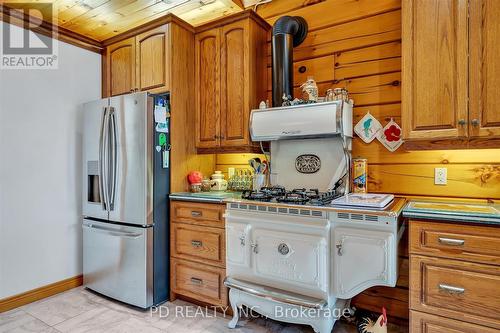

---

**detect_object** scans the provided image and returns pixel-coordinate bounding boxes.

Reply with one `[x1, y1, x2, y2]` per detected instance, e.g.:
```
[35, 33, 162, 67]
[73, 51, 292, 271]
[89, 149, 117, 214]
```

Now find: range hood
[250, 101, 353, 141]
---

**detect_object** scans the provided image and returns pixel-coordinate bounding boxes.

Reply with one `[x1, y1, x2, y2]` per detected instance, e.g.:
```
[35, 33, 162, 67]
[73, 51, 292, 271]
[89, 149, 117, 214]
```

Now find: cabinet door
[220, 20, 249, 147]
[106, 37, 136, 97]
[411, 311, 499, 333]
[333, 228, 396, 299]
[402, 0, 468, 140]
[195, 28, 220, 149]
[252, 227, 328, 294]
[226, 221, 251, 269]
[136, 25, 169, 93]
[469, 0, 500, 138]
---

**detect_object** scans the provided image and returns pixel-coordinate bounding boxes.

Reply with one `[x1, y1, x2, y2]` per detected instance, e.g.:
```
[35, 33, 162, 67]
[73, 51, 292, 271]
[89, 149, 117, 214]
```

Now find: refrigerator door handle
[99, 106, 110, 211]
[109, 107, 117, 211]
[83, 224, 142, 239]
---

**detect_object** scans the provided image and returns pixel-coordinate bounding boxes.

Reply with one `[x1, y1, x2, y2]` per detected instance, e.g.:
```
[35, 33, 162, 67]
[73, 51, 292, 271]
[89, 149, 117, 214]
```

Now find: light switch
[434, 167, 447, 185]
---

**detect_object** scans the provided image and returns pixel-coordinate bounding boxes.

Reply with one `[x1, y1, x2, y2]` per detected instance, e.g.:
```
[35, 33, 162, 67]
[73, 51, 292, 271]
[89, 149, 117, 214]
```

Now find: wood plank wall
[238, 0, 499, 321]
[254, 0, 500, 202]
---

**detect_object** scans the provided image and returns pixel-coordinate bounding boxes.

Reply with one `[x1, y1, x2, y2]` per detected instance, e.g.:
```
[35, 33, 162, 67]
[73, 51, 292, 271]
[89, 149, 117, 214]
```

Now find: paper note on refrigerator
[154, 105, 167, 124]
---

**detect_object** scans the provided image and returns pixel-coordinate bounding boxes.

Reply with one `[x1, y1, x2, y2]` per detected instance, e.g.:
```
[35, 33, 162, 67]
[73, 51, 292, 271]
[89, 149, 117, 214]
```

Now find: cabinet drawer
[410, 220, 500, 265]
[171, 201, 225, 227]
[171, 258, 227, 306]
[410, 255, 500, 329]
[411, 311, 498, 333]
[171, 223, 225, 267]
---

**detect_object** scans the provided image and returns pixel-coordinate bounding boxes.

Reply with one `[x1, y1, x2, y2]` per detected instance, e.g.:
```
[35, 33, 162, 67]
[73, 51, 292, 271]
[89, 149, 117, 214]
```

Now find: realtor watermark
[1, 2, 58, 69]
[150, 305, 351, 319]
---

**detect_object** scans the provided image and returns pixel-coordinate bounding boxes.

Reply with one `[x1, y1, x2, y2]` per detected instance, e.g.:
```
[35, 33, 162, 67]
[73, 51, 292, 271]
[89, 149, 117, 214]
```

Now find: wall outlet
[434, 167, 447, 185]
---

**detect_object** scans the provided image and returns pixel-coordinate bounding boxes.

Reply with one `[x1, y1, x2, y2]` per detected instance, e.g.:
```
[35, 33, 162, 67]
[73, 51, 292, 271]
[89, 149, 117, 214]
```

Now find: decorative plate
[295, 154, 321, 174]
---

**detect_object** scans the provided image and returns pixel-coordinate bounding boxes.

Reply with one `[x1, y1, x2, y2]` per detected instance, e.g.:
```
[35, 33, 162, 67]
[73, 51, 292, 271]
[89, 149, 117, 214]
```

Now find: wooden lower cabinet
[409, 220, 500, 332]
[171, 258, 227, 307]
[410, 255, 500, 329]
[171, 223, 225, 267]
[411, 311, 499, 333]
[170, 201, 228, 307]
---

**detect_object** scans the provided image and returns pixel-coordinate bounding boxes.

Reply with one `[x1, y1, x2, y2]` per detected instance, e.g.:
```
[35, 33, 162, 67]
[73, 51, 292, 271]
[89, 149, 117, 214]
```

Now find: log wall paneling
[255, 0, 500, 320]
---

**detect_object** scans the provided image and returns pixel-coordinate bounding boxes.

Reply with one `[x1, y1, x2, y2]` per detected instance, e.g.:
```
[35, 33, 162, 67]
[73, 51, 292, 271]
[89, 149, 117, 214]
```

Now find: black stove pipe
[272, 16, 308, 107]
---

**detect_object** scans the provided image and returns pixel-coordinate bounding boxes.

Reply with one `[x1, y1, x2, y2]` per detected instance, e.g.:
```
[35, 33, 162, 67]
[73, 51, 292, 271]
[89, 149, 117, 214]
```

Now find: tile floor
[0, 287, 408, 333]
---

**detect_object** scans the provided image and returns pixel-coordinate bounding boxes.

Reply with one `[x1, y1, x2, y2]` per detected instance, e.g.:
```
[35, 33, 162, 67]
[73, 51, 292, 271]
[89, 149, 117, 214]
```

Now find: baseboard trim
[0, 275, 83, 313]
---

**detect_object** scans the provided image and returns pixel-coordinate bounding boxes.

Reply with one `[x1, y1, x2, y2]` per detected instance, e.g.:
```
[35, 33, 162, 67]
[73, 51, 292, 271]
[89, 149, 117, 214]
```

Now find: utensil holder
[252, 174, 266, 191]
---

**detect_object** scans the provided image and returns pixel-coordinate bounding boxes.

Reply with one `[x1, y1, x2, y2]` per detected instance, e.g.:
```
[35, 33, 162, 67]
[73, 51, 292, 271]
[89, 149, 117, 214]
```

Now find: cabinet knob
[458, 119, 466, 126]
[471, 119, 480, 127]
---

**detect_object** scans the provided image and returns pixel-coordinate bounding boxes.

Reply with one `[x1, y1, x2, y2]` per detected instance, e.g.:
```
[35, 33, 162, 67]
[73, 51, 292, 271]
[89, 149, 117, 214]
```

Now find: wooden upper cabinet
[136, 25, 170, 93]
[195, 28, 220, 149]
[106, 37, 136, 96]
[469, 0, 500, 138]
[194, 11, 270, 153]
[220, 20, 249, 147]
[402, 0, 468, 141]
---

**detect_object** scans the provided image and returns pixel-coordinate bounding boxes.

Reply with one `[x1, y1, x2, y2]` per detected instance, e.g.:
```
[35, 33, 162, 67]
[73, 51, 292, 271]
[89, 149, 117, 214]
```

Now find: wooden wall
[256, 0, 500, 203]
[250, 0, 500, 321]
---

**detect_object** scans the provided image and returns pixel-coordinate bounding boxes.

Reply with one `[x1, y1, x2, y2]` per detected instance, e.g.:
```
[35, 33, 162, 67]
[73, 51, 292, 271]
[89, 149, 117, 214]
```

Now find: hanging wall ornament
[354, 111, 383, 143]
[377, 118, 404, 152]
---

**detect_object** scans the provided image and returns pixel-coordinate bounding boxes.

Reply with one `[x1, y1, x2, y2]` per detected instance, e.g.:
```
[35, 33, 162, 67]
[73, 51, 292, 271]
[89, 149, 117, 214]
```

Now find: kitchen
[0, 0, 499, 332]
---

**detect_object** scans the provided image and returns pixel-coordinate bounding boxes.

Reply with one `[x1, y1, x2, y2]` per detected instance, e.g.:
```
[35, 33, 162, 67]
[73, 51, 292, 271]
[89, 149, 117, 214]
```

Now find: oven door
[332, 227, 396, 299]
[226, 221, 251, 268]
[252, 227, 328, 296]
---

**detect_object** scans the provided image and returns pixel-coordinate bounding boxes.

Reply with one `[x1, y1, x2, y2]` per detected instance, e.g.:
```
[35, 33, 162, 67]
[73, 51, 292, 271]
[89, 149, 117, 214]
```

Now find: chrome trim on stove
[224, 277, 328, 309]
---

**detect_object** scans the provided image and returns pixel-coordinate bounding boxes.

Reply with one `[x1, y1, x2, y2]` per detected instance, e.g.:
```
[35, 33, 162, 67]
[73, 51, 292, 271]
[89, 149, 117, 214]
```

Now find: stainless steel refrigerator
[82, 92, 169, 308]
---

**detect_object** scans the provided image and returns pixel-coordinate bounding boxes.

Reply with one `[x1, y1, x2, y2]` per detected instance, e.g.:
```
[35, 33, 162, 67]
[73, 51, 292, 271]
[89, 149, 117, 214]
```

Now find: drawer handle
[439, 284, 465, 295]
[190, 277, 203, 285]
[438, 237, 465, 246]
[191, 240, 203, 247]
[191, 211, 202, 217]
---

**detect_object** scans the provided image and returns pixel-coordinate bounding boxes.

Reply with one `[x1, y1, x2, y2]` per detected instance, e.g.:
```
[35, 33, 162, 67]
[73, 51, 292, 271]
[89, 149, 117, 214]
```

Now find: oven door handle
[224, 277, 328, 309]
[83, 224, 142, 238]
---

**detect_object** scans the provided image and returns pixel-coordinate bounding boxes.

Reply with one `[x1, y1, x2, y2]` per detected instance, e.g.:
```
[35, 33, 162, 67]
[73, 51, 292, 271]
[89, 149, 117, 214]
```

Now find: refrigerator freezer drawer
[83, 219, 153, 308]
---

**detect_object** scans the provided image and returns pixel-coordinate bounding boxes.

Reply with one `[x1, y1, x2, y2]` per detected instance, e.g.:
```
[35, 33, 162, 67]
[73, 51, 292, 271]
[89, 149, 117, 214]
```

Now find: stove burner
[242, 186, 342, 206]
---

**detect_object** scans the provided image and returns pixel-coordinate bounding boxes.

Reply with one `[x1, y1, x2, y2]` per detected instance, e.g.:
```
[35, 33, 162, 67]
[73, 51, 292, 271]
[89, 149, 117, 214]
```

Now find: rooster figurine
[357, 307, 387, 333]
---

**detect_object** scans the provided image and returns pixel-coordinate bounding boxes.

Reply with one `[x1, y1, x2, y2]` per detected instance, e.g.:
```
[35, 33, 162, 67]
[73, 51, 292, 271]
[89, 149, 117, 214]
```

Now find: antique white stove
[224, 198, 405, 333]
[224, 99, 404, 332]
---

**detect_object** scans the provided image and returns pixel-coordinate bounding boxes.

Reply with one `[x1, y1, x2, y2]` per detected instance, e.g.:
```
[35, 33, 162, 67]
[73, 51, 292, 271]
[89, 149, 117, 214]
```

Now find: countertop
[170, 192, 406, 217]
[170, 191, 242, 203]
[403, 200, 500, 226]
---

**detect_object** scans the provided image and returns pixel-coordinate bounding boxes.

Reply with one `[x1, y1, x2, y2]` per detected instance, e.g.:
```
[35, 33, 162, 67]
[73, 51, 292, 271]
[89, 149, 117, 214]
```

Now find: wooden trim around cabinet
[195, 9, 270, 33]
[0, 5, 102, 53]
[0, 275, 83, 313]
[403, 137, 500, 150]
[102, 14, 193, 47]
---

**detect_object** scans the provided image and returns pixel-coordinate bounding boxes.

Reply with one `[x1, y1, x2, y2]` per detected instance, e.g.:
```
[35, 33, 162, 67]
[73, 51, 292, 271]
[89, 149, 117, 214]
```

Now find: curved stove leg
[228, 289, 240, 329]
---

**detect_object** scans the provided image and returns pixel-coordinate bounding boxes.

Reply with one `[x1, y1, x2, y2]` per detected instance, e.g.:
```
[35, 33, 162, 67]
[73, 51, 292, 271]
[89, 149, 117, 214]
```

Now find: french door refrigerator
[82, 92, 170, 308]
